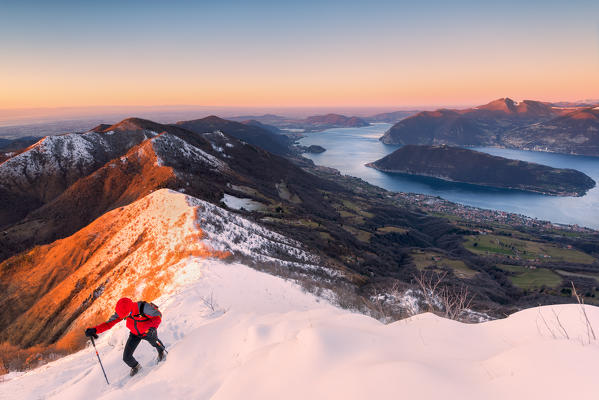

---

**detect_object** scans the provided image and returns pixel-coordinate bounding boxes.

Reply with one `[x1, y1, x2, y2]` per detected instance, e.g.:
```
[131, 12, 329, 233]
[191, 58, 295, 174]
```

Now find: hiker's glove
[85, 327, 98, 339]
[146, 327, 157, 339]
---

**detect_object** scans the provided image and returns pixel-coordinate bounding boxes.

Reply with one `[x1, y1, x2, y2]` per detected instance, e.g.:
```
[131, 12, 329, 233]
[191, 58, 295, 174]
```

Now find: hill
[229, 113, 369, 132]
[240, 119, 282, 134]
[366, 145, 595, 196]
[364, 110, 418, 123]
[2, 258, 598, 399]
[379, 98, 599, 156]
[303, 114, 369, 129]
[503, 107, 599, 156]
[0, 118, 161, 230]
[175, 116, 293, 156]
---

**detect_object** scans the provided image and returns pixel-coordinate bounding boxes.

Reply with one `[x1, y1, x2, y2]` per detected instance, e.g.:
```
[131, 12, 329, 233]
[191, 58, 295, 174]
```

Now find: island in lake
[304, 145, 326, 154]
[366, 145, 596, 196]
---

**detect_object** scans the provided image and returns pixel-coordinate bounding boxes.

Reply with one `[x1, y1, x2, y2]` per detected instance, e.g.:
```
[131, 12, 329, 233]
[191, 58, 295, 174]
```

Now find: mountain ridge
[380, 98, 599, 156]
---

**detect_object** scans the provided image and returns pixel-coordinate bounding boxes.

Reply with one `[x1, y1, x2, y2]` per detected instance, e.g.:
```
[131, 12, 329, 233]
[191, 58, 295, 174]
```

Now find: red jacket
[95, 301, 161, 337]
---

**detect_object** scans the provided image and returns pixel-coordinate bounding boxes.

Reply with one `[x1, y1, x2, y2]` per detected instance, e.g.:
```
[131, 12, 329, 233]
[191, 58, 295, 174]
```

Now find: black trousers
[122, 332, 163, 368]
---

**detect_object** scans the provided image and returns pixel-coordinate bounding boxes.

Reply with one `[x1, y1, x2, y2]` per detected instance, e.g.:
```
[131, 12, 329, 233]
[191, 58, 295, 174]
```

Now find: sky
[1, 0, 598, 110]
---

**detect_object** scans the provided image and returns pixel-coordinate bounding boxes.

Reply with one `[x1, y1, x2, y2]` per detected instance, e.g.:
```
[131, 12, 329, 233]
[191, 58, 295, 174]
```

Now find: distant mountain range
[363, 110, 418, 123]
[380, 98, 599, 156]
[367, 145, 595, 196]
[0, 136, 42, 162]
[229, 113, 371, 132]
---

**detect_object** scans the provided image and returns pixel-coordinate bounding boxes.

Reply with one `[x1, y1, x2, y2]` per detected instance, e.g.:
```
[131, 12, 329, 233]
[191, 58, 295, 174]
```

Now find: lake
[298, 123, 599, 229]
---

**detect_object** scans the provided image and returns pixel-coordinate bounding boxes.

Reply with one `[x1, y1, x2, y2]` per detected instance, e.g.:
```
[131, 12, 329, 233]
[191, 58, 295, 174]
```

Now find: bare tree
[439, 285, 473, 320]
[200, 291, 219, 312]
[537, 307, 558, 339]
[413, 270, 447, 312]
[571, 281, 596, 344]
[413, 270, 474, 321]
[551, 308, 570, 340]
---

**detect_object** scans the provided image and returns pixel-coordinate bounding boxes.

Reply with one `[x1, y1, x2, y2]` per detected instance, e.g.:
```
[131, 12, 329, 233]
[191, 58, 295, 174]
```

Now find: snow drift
[2, 259, 598, 400]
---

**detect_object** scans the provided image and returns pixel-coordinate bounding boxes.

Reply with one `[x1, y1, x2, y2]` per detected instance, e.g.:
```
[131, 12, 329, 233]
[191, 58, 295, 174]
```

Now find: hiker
[85, 297, 166, 376]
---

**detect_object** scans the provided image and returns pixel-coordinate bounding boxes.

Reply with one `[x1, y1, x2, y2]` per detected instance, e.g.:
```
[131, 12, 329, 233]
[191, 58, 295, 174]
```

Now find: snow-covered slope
[0, 128, 158, 201]
[0, 189, 325, 349]
[0, 120, 163, 230]
[2, 259, 598, 400]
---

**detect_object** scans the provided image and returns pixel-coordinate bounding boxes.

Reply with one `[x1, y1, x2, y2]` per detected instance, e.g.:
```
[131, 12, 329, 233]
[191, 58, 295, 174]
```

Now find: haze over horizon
[1, 0, 598, 111]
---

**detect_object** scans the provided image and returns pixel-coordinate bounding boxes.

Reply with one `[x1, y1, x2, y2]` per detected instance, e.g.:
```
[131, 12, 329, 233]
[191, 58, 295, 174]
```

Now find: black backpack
[136, 301, 162, 320]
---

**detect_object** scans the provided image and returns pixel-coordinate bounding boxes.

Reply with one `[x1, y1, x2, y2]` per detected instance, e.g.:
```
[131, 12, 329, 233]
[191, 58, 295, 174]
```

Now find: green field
[464, 235, 597, 264]
[556, 270, 599, 285]
[411, 251, 478, 278]
[376, 226, 408, 234]
[498, 264, 562, 290]
[342, 225, 372, 243]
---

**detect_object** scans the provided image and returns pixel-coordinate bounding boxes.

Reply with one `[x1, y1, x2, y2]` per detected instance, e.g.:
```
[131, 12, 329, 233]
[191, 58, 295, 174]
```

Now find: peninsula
[366, 145, 596, 196]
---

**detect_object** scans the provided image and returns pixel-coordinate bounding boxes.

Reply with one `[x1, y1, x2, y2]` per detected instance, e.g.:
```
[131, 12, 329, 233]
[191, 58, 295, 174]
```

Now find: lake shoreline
[299, 124, 599, 228]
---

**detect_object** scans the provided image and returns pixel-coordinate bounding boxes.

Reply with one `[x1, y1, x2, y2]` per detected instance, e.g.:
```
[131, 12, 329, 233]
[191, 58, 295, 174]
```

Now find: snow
[2, 258, 598, 400]
[0, 133, 98, 183]
[151, 134, 227, 171]
[221, 193, 266, 211]
[2, 189, 598, 399]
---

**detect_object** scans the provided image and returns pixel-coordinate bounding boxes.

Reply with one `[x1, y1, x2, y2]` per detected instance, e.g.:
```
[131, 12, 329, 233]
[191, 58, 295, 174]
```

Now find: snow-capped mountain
[0, 116, 321, 261]
[0, 118, 163, 229]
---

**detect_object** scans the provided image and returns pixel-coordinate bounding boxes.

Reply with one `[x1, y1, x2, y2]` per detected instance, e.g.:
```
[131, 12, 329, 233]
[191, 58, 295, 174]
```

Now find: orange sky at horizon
[2, 62, 598, 110]
[3, 41, 597, 110]
[2, 1, 598, 110]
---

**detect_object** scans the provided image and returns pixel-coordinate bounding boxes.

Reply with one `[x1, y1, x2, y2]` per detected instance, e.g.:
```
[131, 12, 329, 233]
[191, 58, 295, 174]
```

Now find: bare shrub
[413, 270, 446, 312]
[571, 281, 597, 344]
[200, 291, 226, 313]
[439, 285, 473, 320]
[413, 270, 475, 321]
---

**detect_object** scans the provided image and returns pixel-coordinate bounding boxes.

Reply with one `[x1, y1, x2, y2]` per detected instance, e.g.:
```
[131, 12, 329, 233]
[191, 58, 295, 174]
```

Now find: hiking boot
[130, 363, 142, 376]
[157, 348, 166, 363]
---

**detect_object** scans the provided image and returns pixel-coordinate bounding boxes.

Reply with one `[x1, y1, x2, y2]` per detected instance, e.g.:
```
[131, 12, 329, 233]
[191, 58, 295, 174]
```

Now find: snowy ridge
[0, 127, 156, 200]
[150, 133, 227, 171]
[188, 195, 332, 275]
[2, 260, 598, 400]
[0, 188, 326, 352]
[0, 133, 100, 185]
[87, 188, 324, 307]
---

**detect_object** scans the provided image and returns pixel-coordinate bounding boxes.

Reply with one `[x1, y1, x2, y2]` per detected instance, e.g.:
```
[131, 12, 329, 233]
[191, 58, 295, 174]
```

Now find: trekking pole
[90, 336, 110, 385]
[155, 338, 168, 354]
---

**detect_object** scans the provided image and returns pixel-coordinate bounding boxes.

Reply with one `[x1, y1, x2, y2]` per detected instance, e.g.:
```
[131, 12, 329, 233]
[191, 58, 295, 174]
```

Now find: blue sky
[1, 0, 598, 108]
